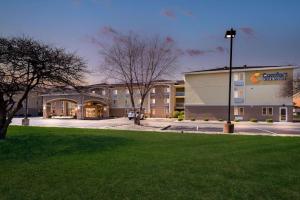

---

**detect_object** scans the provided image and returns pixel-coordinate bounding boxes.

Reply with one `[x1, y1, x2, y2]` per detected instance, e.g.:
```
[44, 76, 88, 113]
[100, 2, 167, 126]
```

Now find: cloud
[165, 36, 175, 44]
[185, 47, 226, 57]
[216, 46, 225, 53]
[240, 27, 255, 37]
[161, 9, 176, 19]
[186, 49, 207, 56]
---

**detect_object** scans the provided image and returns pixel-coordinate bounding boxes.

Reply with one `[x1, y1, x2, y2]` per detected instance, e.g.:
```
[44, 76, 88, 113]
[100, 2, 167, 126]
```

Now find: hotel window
[234, 107, 244, 116]
[234, 88, 244, 98]
[151, 88, 156, 93]
[102, 90, 106, 95]
[165, 107, 169, 114]
[92, 90, 96, 94]
[151, 98, 156, 104]
[262, 107, 273, 116]
[139, 99, 142, 103]
[113, 100, 117, 105]
[151, 109, 156, 115]
[125, 89, 129, 94]
[165, 87, 170, 93]
[113, 89, 118, 95]
[165, 98, 170, 104]
[234, 73, 244, 81]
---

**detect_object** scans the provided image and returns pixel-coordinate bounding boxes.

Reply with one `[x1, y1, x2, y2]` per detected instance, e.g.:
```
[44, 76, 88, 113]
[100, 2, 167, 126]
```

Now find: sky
[0, 0, 300, 83]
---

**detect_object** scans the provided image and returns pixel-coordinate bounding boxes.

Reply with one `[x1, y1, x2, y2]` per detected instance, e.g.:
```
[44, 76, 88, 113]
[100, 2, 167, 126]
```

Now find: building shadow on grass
[0, 133, 131, 162]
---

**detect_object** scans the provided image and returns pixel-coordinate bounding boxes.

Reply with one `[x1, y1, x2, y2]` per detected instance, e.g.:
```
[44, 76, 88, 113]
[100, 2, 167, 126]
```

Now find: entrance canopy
[42, 92, 109, 119]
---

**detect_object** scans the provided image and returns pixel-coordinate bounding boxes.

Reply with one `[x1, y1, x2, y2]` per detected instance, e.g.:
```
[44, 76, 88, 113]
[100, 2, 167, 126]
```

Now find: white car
[128, 111, 144, 120]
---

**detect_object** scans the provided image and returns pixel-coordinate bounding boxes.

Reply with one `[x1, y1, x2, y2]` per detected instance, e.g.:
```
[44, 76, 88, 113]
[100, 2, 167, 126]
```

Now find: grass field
[1, 126, 300, 200]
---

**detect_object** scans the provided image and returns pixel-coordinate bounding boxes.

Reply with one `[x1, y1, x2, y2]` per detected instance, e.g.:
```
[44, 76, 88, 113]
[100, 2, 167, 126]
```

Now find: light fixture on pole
[223, 28, 236, 133]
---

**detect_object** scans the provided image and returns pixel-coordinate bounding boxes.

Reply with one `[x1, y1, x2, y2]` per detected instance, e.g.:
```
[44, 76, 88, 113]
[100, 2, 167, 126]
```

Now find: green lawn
[1, 126, 300, 200]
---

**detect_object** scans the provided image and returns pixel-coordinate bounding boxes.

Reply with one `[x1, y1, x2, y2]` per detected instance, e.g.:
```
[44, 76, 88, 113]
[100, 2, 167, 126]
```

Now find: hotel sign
[262, 72, 288, 81]
[250, 72, 288, 84]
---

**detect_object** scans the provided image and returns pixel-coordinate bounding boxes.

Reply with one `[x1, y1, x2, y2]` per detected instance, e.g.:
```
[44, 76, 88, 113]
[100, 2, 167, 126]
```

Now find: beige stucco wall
[185, 73, 228, 106]
[244, 85, 292, 105]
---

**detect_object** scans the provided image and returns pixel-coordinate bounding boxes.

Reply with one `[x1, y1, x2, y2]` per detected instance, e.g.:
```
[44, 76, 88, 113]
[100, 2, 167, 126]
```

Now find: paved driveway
[11, 117, 300, 136]
[167, 121, 300, 135]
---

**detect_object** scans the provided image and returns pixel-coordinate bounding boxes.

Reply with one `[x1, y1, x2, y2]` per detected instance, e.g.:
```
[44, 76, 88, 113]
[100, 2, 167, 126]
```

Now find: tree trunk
[0, 113, 8, 140]
[133, 107, 141, 125]
[134, 115, 140, 125]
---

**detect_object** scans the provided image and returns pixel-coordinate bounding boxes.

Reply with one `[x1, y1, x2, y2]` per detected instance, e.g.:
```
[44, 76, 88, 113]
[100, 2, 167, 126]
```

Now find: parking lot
[11, 117, 300, 136]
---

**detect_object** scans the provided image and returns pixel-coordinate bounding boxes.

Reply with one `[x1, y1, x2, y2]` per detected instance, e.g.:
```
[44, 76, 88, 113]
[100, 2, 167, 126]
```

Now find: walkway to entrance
[42, 93, 109, 120]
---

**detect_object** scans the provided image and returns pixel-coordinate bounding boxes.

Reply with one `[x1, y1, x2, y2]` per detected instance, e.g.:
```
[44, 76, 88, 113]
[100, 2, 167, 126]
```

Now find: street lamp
[223, 28, 236, 133]
[22, 65, 30, 126]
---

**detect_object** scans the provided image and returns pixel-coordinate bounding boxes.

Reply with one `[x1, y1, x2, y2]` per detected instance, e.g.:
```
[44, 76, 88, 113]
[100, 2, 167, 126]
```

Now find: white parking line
[254, 128, 278, 135]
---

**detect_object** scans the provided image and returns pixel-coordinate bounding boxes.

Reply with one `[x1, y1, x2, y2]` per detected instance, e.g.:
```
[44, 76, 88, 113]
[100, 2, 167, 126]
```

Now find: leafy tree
[0, 37, 87, 139]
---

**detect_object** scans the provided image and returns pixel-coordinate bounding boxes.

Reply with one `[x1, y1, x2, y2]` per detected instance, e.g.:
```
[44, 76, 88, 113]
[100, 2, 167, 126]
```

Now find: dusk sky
[1, 0, 300, 83]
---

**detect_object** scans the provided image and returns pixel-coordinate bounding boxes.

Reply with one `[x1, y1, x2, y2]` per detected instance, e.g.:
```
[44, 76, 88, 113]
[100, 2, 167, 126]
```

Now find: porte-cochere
[42, 92, 110, 120]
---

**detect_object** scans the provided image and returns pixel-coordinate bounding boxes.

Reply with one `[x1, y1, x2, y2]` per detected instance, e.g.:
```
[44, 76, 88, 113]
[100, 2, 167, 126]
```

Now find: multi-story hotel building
[40, 80, 184, 119]
[184, 65, 295, 122]
[17, 65, 298, 122]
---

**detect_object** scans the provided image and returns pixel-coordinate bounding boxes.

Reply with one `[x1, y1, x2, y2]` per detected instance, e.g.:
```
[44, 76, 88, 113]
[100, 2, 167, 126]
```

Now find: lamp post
[223, 28, 236, 133]
[22, 65, 30, 126]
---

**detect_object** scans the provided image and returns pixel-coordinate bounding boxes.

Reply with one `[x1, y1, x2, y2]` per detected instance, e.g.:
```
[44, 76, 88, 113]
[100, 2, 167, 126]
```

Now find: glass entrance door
[279, 107, 288, 122]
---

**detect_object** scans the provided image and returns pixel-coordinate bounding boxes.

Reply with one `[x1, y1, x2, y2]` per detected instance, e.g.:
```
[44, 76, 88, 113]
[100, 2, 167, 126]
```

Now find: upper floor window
[234, 88, 244, 98]
[102, 90, 106, 95]
[151, 88, 156, 93]
[234, 73, 244, 81]
[92, 90, 96, 94]
[165, 87, 170, 93]
[113, 89, 118, 95]
[125, 89, 129, 94]
[165, 98, 170, 104]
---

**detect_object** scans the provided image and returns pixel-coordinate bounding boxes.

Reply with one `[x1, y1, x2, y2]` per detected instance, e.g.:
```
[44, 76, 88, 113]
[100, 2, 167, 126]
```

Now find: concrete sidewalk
[11, 117, 300, 137]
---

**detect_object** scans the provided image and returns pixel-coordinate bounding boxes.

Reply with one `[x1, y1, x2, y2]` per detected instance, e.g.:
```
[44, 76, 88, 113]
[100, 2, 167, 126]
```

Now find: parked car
[128, 111, 144, 120]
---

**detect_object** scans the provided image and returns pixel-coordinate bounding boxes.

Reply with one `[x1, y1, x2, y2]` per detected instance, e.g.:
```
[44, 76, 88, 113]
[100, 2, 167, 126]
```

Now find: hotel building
[18, 65, 298, 122]
[41, 80, 184, 119]
[184, 65, 295, 122]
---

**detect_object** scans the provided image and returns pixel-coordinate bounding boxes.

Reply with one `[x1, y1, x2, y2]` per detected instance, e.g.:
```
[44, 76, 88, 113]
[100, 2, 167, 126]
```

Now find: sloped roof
[185, 65, 295, 74]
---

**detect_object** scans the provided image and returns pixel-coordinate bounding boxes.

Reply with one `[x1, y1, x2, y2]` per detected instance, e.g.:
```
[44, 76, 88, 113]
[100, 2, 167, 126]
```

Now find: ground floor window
[262, 107, 273, 116]
[234, 107, 244, 115]
[165, 107, 169, 114]
[151, 109, 156, 115]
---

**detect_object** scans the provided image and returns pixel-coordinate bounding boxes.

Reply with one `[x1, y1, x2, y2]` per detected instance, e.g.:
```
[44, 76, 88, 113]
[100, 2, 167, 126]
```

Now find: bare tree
[280, 77, 300, 97]
[100, 33, 178, 124]
[0, 37, 87, 139]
